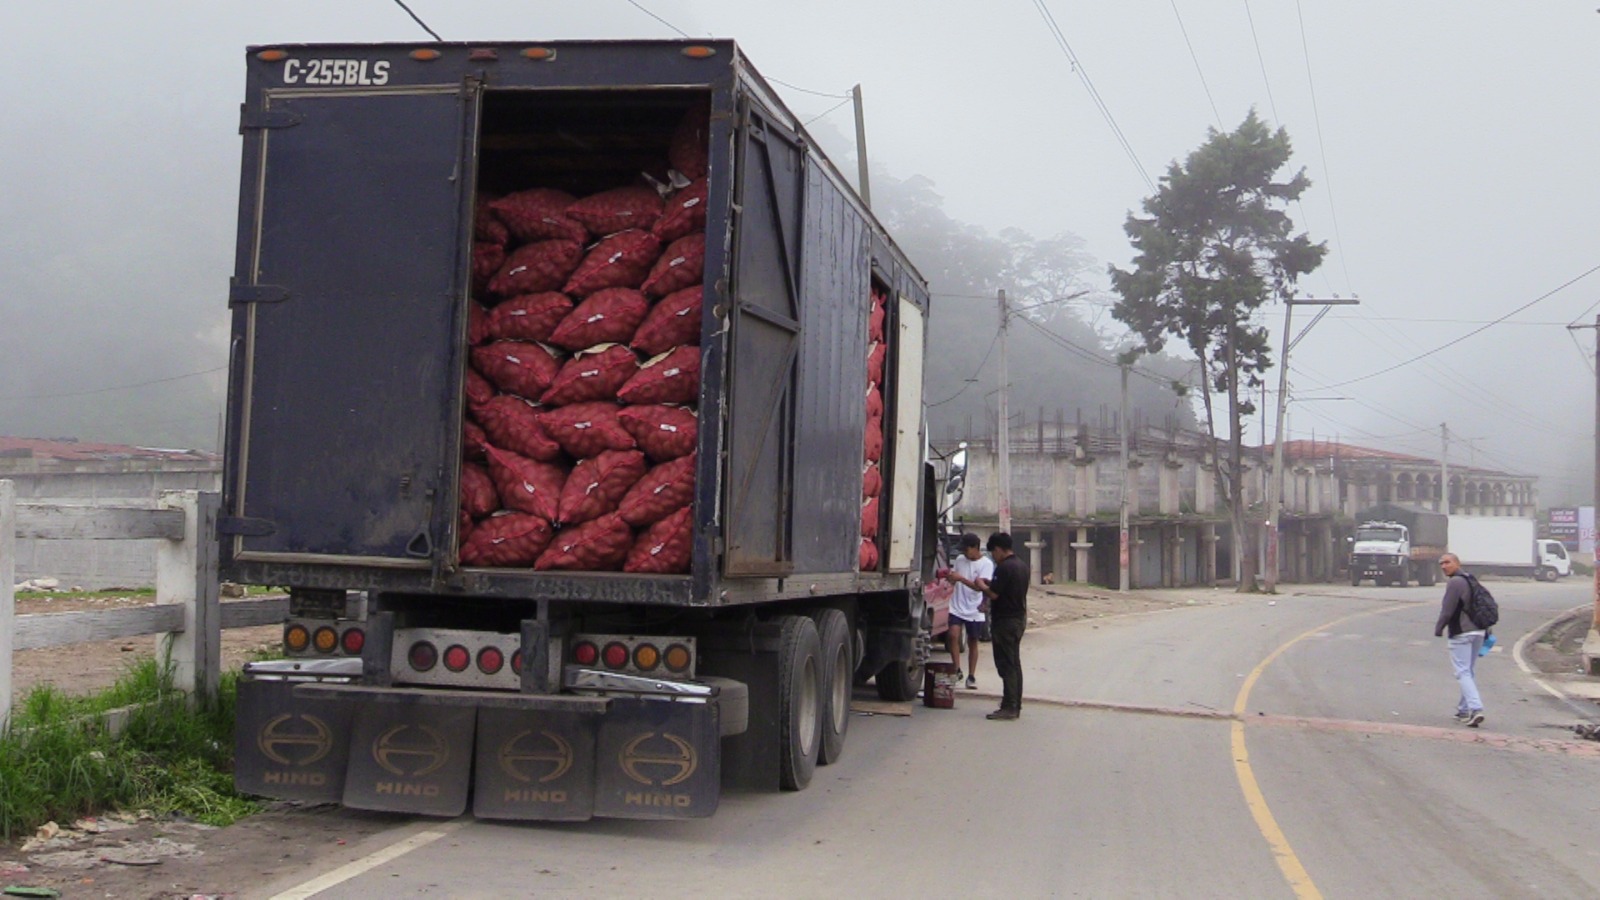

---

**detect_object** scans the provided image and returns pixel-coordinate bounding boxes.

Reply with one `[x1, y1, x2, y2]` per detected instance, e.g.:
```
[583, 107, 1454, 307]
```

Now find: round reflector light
[284, 624, 310, 652]
[602, 642, 629, 669]
[664, 643, 692, 673]
[478, 646, 505, 675]
[409, 641, 438, 672]
[573, 641, 599, 666]
[313, 626, 339, 653]
[511, 650, 525, 674]
[634, 643, 661, 671]
[341, 628, 365, 655]
[443, 645, 471, 672]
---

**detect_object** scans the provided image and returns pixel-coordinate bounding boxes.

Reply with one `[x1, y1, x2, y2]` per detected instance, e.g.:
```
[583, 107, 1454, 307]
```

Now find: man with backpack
[1435, 553, 1494, 727]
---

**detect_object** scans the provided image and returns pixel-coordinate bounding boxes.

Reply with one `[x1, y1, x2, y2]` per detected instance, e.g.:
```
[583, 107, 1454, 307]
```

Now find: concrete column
[1073, 457, 1094, 517]
[1072, 526, 1092, 584]
[1027, 528, 1043, 586]
[1127, 458, 1144, 516]
[1195, 457, 1216, 514]
[1159, 454, 1181, 515]
[1128, 525, 1140, 589]
[1201, 522, 1218, 585]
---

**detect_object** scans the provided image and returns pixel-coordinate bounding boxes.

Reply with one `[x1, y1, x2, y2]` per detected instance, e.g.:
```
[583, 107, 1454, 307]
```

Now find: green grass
[14, 588, 157, 601]
[0, 659, 261, 842]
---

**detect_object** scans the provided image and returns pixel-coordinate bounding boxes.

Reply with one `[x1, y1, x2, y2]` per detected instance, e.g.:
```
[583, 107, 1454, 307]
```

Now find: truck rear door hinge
[218, 516, 276, 537]
[228, 277, 289, 307]
[238, 105, 303, 134]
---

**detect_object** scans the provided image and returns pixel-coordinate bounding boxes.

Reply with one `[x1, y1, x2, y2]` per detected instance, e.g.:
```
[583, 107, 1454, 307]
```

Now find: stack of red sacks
[457, 105, 710, 574]
[860, 287, 888, 571]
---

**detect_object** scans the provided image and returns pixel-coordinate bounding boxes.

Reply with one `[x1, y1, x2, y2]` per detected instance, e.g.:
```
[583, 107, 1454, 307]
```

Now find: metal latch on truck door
[238, 105, 303, 133]
[228, 277, 289, 307]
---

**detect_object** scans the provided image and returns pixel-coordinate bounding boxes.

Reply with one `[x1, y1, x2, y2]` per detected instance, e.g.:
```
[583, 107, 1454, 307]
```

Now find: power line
[1168, 0, 1223, 128]
[928, 331, 1001, 408]
[1, 365, 227, 401]
[1030, 0, 1156, 192]
[624, 0, 691, 38]
[390, 0, 442, 41]
[1241, 0, 1281, 125]
[1294, 0, 1356, 296]
[802, 97, 852, 127]
[767, 77, 852, 100]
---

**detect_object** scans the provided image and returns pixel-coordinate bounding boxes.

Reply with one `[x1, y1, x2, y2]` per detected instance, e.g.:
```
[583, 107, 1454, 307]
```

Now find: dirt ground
[1522, 609, 1592, 678]
[0, 583, 1213, 898]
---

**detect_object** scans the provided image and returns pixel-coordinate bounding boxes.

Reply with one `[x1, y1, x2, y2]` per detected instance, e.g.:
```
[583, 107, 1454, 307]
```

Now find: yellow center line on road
[1230, 603, 1411, 900]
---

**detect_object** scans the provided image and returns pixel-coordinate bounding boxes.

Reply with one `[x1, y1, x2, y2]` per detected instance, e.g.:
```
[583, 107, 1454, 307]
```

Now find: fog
[2, 2, 1596, 503]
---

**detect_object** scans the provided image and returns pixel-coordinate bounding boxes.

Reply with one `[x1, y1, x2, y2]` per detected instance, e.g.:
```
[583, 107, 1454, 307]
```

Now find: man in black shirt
[978, 532, 1029, 720]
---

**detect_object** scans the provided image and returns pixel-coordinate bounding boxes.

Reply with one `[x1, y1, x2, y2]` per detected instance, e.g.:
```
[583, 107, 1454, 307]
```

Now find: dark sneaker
[966, 676, 977, 690]
[986, 708, 1019, 720]
[1454, 711, 1471, 722]
[1466, 711, 1485, 728]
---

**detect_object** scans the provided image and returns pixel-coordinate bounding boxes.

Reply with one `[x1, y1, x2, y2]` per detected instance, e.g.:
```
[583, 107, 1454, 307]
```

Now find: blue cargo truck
[223, 40, 941, 821]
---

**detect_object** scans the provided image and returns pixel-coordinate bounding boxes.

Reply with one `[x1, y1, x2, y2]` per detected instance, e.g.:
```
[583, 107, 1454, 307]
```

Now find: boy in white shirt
[943, 532, 993, 690]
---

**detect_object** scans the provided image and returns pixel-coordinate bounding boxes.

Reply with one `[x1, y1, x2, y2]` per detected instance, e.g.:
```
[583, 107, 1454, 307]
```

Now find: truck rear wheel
[776, 615, 823, 791]
[810, 608, 852, 766]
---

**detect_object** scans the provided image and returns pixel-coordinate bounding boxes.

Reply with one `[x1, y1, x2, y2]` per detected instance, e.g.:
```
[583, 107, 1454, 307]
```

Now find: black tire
[700, 676, 749, 738]
[875, 656, 921, 702]
[776, 615, 823, 791]
[810, 609, 852, 766]
[1538, 566, 1557, 583]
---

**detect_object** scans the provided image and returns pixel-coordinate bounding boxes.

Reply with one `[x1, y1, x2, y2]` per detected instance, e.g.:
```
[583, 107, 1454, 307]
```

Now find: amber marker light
[633, 643, 661, 671]
[521, 47, 557, 61]
[663, 643, 692, 673]
[409, 48, 442, 61]
[256, 49, 288, 62]
[284, 624, 311, 653]
[681, 45, 717, 59]
[313, 626, 339, 654]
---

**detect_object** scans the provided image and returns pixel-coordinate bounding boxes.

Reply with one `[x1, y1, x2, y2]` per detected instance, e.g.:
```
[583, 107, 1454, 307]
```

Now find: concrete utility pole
[996, 289, 1012, 534]
[1265, 295, 1359, 592]
[1568, 314, 1600, 672]
[1119, 363, 1131, 591]
[1440, 423, 1450, 514]
[851, 85, 870, 209]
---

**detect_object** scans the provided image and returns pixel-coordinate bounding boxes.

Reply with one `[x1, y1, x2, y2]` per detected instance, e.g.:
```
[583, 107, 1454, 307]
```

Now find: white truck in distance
[1447, 515, 1570, 582]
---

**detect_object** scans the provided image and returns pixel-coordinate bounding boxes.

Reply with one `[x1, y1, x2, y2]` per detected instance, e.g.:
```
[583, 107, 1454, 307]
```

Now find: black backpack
[1455, 573, 1499, 630]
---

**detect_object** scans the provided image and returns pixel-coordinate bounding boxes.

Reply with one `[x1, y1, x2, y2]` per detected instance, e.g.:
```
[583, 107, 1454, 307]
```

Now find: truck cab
[1351, 521, 1411, 586]
[1536, 539, 1572, 581]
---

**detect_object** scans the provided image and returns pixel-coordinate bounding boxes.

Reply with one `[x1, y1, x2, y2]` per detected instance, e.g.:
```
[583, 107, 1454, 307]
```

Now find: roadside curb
[1511, 604, 1600, 722]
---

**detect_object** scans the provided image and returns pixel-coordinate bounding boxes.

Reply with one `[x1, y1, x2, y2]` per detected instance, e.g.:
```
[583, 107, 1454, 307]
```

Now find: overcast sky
[3, 2, 1598, 502]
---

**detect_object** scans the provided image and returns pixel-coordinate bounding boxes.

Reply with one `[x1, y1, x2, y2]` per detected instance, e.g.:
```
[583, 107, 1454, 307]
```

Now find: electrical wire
[1241, 0, 1281, 126]
[928, 332, 1001, 408]
[767, 77, 852, 100]
[624, 0, 691, 38]
[390, 0, 442, 41]
[1, 365, 227, 402]
[1168, 0, 1223, 128]
[1295, 0, 1356, 296]
[802, 97, 852, 127]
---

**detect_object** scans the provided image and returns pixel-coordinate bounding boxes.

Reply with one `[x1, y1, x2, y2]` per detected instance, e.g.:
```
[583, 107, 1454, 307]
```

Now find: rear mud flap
[342, 702, 476, 816]
[473, 708, 598, 821]
[234, 677, 356, 803]
[594, 697, 721, 820]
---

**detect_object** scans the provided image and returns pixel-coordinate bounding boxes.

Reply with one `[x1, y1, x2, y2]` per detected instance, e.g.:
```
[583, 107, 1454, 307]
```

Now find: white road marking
[267, 816, 471, 899]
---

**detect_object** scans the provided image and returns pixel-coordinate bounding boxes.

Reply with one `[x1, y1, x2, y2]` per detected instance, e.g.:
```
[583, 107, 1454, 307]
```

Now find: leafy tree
[1108, 111, 1326, 591]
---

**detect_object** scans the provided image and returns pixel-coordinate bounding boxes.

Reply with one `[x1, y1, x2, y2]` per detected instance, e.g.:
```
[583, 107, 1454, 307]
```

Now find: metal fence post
[1, 480, 15, 729]
[156, 490, 220, 706]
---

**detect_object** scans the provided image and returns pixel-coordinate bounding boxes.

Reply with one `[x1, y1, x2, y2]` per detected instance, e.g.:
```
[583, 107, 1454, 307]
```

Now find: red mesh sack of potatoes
[459, 508, 475, 544]
[617, 404, 698, 461]
[488, 292, 573, 344]
[485, 445, 568, 523]
[861, 463, 882, 499]
[669, 104, 711, 180]
[475, 395, 563, 462]
[472, 242, 507, 294]
[866, 341, 886, 387]
[539, 401, 636, 458]
[861, 496, 880, 539]
[618, 453, 696, 527]
[640, 232, 705, 298]
[461, 512, 554, 568]
[865, 384, 883, 420]
[471, 340, 563, 399]
[617, 346, 700, 405]
[625, 505, 693, 574]
[474, 197, 509, 245]
[557, 449, 647, 526]
[468, 302, 493, 347]
[565, 185, 663, 237]
[869, 298, 886, 342]
[464, 368, 496, 409]
[547, 288, 649, 351]
[563, 231, 662, 298]
[490, 188, 586, 244]
[864, 416, 884, 464]
[462, 418, 489, 461]
[652, 177, 708, 242]
[859, 538, 879, 571]
[459, 462, 499, 519]
[540, 344, 639, 407]
[489, 240, 584, 297]
[631, 285, 702, 357]
[536, 512, 632, 571]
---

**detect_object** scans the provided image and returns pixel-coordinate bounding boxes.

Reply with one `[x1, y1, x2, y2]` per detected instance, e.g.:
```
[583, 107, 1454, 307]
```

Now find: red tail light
[573, 641, 599, 666]
[602, 642, 629, 669]
[409, 641, 438, 672]
[477, 646, 505, 675]
[341, 628, 365, 655]
[443, 645, 471, 672]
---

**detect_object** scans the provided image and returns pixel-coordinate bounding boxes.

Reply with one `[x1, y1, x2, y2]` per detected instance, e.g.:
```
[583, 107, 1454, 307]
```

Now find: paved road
[256, 578, 1600, 899]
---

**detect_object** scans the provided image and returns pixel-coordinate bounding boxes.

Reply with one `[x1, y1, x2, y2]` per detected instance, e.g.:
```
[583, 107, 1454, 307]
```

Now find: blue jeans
[1449, 634, 1485, 713]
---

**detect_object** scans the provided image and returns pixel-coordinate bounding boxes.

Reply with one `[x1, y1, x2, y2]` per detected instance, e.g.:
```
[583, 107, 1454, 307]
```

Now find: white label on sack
[586, 314, 605, 324]
[283, 59, 391, 86]
[659, 424, 678, 433]
[507, 265, 528, 277]
[509, 309, 527, 318]
[650, 544, 664, 556]
[674, 308, 692, 317]
[653, 484, 668, 496]
[573, 421, 593, 430]
[608, 252, 624, 264]
[669, 256, 687, 267]
[664, 367, 681, 377]
[682, 197, 701, 209]
[505, 355, 522, 365]
[521, 482, 537, 494]
[580, 369, 600, 378]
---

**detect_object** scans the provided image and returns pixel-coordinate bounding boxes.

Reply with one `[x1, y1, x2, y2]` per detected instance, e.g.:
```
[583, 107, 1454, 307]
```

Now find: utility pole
[851, 85, 871, 209]
[1119, 363, 1131, 591]
[1567, 314, 1600, 669]
[1265, 295, 1359, 592]
[1440, 423, 1450, 514]
[996, 289, 1011, 534]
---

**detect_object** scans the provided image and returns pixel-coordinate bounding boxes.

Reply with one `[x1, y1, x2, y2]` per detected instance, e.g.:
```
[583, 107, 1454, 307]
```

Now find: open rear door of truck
[229, 84, 476, 566]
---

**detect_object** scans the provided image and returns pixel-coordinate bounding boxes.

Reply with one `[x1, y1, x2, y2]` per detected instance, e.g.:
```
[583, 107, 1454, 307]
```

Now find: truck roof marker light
[409, 48, 442, 62]
[664, 643, 691, 673]
[477, 646, 505, 675]
[341, 627, 365, 656]
[573, 641, 598, 666]
[681, 46, 717, 59]
[284, 624, 310, 653]
[409, 641, 438, 672]
[468, 48, 498, 61]
[444, 645, 471, 673]
[256, 49, 288, 62]
[520, 47, 556, 61]
[602, 642, 629, 669]
[313, 626, 339, 654]
[634, 643, 661, 671]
